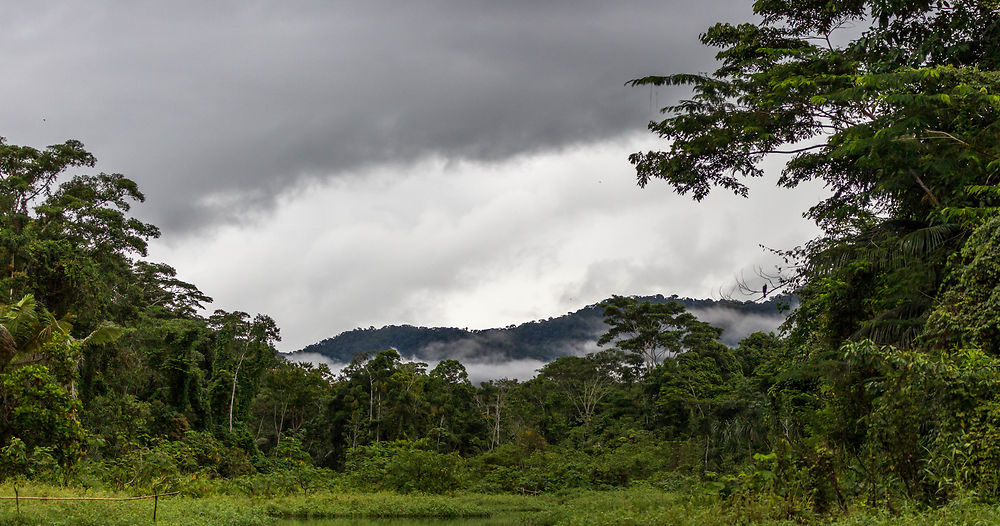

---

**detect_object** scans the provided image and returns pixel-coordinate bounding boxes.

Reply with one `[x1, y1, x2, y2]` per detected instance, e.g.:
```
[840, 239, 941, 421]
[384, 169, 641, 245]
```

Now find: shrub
[345, 439, 465, 493]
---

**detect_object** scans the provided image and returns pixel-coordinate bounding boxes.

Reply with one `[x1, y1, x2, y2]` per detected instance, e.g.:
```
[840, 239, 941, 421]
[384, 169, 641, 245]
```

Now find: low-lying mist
[284, 352, 547, 385]
[285, 295, 794, 383]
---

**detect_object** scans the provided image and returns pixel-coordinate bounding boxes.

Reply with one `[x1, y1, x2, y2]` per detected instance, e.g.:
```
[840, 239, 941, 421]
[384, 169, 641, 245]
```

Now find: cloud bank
[2, 1, 754, 233]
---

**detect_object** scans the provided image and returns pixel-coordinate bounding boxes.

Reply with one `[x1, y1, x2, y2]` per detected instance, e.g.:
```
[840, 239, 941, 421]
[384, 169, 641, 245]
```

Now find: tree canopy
[627, 0, 1000, 508]
[630, 0, 1000, 351]
[1, 1, 1000, 516]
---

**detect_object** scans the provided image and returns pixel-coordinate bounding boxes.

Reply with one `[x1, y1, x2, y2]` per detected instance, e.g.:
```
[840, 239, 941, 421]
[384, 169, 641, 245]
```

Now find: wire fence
[0, 488, 179, 522]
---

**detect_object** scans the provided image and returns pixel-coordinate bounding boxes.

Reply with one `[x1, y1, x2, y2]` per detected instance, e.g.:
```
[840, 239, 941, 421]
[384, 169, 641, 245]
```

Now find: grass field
[0, 483, 999, 525]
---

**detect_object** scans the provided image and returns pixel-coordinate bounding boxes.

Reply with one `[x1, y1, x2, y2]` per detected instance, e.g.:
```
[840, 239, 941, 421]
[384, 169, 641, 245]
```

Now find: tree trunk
[228, 339, 250, 432]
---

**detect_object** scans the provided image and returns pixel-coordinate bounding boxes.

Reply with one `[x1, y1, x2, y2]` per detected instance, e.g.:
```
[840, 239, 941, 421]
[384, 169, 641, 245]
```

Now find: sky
[1, 1, 828, 352]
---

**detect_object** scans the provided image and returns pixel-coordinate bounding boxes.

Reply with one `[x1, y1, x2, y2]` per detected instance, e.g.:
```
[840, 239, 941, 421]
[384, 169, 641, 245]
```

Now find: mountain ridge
[290, 295, 792, 365]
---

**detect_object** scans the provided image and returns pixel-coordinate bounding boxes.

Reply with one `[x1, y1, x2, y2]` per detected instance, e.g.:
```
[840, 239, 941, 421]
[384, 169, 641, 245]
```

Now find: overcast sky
[2, 1, 828, 352]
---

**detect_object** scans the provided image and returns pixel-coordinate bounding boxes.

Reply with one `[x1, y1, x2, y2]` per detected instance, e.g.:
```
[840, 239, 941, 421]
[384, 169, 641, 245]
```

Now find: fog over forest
[288, 296, 789, 383]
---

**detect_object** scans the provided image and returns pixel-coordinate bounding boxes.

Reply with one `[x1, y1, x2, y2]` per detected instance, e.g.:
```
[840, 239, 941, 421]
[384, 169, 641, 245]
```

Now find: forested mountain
[292, 295, 791, 364]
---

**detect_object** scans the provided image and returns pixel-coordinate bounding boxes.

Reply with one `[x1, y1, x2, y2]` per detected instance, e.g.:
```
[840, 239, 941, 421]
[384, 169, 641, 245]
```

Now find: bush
[345, 439, 465, 493]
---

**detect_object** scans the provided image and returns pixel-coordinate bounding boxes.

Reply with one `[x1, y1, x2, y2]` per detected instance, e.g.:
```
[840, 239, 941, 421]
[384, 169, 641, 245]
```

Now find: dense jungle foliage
[1, 0, 1000, 522]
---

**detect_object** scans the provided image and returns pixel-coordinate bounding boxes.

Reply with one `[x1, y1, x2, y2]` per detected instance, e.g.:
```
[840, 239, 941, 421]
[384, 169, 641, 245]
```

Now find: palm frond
[82, 322, 124, 346]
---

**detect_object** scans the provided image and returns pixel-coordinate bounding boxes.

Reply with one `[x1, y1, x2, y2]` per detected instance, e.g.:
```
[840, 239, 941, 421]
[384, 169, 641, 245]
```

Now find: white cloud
[148, 134, 825, 352]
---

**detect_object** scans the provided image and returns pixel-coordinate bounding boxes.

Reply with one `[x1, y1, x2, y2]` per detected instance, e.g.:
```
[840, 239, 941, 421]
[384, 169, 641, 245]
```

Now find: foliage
[0, 138, 283, 487]
[0, 365, 85, 476]
[619, 0, 1000, 518]
[1, 1, 1000, 519]
[296, 294, 790, 363]
[344, 439, 466, 493]
[251, 361, 333, 461]
[598, 296, 723, 372]
[923, 215, 1000, 351]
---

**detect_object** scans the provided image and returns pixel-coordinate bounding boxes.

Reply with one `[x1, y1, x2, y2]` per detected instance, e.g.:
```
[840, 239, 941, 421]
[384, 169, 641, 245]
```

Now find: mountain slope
[291, 295, 791, 365]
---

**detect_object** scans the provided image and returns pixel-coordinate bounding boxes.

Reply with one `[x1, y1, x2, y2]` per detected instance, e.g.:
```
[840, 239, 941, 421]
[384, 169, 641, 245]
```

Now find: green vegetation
[2, 0, 1000, 523]
[295, 294, 788, 363]
[5, 482, 1000, 525]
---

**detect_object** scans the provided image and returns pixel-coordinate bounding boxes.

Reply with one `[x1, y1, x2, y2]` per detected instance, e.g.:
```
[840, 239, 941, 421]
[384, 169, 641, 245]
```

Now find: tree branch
[748, 144, 826, 156]
[911, 170, 942, 208]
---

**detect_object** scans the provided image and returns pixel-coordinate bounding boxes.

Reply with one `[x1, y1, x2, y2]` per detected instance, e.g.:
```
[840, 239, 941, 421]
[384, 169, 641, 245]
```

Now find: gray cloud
[2, 0, 753, 234]
[414, 334, 600, 364]
[3, 1, 831, 355]
[418, 336, 504, 362]
[287, 353, 548, 386]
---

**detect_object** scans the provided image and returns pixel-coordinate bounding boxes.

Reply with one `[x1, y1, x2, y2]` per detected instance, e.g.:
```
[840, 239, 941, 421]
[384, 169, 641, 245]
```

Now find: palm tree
[0, 294, 121, 395]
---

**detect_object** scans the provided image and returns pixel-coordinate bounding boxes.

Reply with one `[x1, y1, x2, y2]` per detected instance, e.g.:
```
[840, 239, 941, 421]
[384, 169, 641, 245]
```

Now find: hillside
[291, 295, 792, 365]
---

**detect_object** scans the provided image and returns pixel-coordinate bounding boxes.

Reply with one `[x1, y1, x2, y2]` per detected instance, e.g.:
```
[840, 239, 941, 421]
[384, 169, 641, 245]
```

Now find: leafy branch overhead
[631, 1, 1000, 348]
[622, 0, 1000, 508]
[629, 5, 1000, 228]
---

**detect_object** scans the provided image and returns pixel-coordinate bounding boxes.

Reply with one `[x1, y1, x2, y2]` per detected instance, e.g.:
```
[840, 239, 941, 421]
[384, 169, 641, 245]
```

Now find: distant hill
[290, 295, 792, 365]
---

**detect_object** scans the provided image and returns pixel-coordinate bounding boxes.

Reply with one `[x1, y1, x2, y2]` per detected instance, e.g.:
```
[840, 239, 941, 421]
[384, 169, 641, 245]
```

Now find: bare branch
[911, 170, 942, 208]
[747, 144, 826, 156]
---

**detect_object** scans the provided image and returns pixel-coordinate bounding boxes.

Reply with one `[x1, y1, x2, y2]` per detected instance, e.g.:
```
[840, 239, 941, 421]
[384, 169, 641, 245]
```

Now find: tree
[630, 2, 1000, 205]
[131, 262, 213, 319]
[535, 350, 622, 439]
[0, 365, 86, 477]
[629, 1, 1000, 349]
[0, 295, 121, 396]
[0, 137, 302, 481]
[426, 360, 482, 453]
[598, 296, 722, 372]
[0, 294, 121, 478]
[0, 138, 95, 219]
[208, 310, 280, 432]
[0, 139, 160, 331]
[476, 378, 517, 451]
[625, 0, 1000, 506]
[335, 349, 434, 447]
[923, 215, 1000, 351]
[253, 361, 332, 454]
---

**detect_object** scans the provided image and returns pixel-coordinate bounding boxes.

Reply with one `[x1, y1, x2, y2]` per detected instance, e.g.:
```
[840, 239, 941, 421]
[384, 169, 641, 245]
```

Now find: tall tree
[426, 360, 483, 453]
[629, 1, 1000, 349]
[625, 0, 1000, 506]
[476, 378, 517, 451]
[253, 361, 332, 453]
[208, 310, 280, 433]
[0, 139, 159, 331]
[534, 350, 622, 440]
[598, 296, 721, 372]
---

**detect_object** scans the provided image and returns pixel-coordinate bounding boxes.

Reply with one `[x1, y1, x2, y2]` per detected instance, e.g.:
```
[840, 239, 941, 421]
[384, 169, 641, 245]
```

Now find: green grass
[2, 483, 1000, 525]
[0, 483, 542, 525]
[258, 492, 542, 519]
